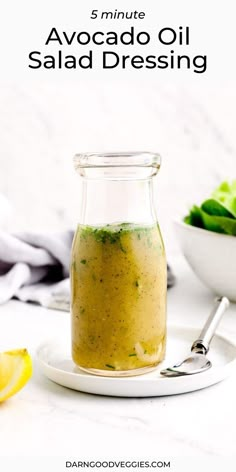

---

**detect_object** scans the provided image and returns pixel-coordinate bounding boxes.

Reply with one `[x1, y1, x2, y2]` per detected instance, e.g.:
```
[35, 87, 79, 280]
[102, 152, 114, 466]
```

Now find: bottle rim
[73, 152, 161, 170]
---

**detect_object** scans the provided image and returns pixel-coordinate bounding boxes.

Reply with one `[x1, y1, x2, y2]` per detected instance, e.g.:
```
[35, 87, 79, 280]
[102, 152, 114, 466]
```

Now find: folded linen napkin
[0, 230, 175, 311]
[0, 230, 73, 310]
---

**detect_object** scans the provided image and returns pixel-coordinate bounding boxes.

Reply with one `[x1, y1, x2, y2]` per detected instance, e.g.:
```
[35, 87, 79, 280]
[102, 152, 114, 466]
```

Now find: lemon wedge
[0, 349, 32, 402]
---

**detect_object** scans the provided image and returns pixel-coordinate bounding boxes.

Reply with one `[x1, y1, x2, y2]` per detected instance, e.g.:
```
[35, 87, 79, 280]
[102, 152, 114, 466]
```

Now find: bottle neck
[80, 178, 157, 226]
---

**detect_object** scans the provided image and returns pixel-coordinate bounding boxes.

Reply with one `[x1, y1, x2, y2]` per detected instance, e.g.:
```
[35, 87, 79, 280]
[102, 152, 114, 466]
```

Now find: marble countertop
[0, 256, 236, 468]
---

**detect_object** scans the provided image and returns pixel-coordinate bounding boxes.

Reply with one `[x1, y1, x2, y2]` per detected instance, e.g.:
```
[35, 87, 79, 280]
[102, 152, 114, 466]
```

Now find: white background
[0, 0, 236, 257]
[1, 3, 236, 471]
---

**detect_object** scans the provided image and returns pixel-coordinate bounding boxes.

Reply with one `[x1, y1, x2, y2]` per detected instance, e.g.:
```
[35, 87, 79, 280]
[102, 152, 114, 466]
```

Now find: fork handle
[191, 296, 230, 355]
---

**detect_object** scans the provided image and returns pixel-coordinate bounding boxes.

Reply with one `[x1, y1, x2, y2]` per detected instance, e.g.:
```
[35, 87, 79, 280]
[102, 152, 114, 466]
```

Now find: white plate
[36, 325, 236, 397]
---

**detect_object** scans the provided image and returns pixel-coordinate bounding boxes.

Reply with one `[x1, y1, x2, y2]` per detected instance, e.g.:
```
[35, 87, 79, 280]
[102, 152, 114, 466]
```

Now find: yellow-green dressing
[71, 223, 167, 374]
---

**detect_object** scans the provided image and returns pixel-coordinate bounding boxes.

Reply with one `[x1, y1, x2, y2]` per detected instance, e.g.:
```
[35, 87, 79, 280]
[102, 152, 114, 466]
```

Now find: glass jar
[70, 152, 167, 377]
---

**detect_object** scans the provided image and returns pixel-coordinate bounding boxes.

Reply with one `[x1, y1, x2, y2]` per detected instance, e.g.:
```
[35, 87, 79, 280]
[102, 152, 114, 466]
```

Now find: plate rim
[36, 324, 236, 390]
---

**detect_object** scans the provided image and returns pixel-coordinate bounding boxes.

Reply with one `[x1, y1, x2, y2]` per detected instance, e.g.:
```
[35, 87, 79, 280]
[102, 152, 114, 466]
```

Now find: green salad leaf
[200, 208, 236, 235]
[184, 205, 203, 228]
[201, 199, 235, 219]
[212, 180, 236, 217]
[184, 181, 236, 236]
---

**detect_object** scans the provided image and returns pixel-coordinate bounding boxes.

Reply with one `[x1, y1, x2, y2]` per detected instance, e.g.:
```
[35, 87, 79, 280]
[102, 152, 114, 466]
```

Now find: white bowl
[174, 220, 236, 302]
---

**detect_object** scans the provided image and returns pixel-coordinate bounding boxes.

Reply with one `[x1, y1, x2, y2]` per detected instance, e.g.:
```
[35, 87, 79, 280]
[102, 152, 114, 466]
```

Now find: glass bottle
[71, 152, 167, 376]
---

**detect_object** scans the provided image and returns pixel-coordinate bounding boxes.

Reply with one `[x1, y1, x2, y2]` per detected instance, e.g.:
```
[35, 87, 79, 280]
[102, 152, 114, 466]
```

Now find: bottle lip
[73, 152, 161, 170]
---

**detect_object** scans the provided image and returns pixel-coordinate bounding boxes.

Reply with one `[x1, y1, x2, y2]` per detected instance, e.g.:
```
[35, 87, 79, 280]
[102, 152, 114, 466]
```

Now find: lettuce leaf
[200, 208, 236, 235]
[212, 180, 236, 217]
[201, 199, 235, 219]
[184, 205, 203, 228]
[184, 181, 236, 236]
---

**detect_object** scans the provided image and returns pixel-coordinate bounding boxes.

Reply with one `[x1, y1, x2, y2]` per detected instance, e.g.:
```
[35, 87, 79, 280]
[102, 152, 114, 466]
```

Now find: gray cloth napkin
[0, 230, 73, 310]
[0, 230, 175, 311]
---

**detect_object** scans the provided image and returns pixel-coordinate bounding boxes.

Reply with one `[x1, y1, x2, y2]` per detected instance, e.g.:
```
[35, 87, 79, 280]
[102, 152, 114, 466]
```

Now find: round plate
[36, 325, 236, 397]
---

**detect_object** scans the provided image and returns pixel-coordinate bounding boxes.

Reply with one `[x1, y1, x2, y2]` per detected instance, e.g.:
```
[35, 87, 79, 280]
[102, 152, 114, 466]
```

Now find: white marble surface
[1, 255, 236, 469]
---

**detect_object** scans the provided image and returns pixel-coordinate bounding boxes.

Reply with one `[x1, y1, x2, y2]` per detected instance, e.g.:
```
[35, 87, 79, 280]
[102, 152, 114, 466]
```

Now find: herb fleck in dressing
[71, 223, 167, 374]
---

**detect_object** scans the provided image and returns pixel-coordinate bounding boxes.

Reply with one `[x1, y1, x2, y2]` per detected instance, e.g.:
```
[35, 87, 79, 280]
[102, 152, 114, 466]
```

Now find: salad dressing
[71, 223, 167, 375]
